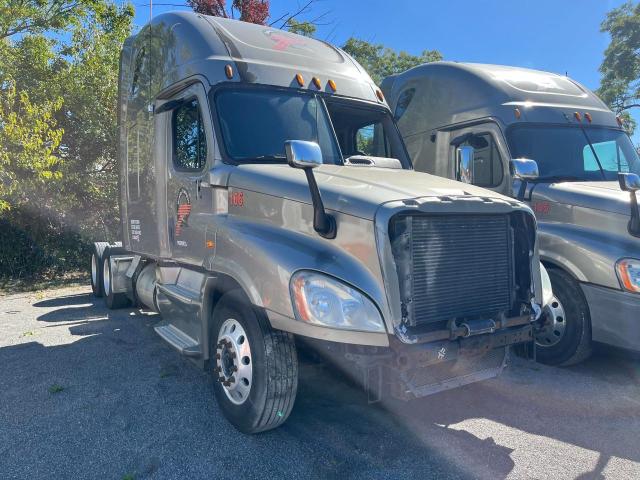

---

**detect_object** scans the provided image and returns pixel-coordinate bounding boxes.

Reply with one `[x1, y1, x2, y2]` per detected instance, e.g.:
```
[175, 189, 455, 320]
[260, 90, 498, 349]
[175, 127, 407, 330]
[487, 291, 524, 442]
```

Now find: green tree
[286, 18, 316, 37]
[0, 0, 99, 39]
[597, 1, 640, 135]
[0, 2, 133, 279]
[342, 38, 442, 85]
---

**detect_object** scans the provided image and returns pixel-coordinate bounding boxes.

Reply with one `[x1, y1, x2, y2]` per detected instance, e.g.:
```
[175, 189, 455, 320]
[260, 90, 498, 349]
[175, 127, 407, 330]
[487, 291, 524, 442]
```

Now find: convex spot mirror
[456, 145, 474, 184]
[285, 140, 323, 169]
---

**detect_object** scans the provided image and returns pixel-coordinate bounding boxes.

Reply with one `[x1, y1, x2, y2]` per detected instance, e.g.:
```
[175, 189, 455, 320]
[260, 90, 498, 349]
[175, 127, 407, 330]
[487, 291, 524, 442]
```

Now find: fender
[538, 221, 635, 289]
[207, 214, 391, 346]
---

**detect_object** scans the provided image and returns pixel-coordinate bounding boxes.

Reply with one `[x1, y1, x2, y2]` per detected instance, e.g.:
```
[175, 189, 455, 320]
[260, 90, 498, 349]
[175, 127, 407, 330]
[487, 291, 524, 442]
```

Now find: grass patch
[21, 330, 37, 337]
[122, 474, 136, 480]
[48, 384, 64, 394]
[0, 271, 89, 296]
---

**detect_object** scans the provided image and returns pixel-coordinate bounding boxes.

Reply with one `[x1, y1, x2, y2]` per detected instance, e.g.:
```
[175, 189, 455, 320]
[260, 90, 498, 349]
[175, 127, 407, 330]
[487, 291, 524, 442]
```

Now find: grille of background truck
[391, 214, 514, 327]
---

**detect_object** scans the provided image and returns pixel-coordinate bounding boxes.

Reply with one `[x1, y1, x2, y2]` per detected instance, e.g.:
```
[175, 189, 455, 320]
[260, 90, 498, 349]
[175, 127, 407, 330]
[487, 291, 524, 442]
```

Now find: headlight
[290, 271, 386, 332]
[616, 258, 640, 293]
[540, 263, 554, 306]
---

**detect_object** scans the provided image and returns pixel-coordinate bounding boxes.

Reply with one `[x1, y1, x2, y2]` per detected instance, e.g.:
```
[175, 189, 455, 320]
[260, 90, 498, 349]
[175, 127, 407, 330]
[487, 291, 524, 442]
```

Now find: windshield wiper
[534, 175, 583, 183]
[578, 125, 607, 180]
[238, 154, 287, 163]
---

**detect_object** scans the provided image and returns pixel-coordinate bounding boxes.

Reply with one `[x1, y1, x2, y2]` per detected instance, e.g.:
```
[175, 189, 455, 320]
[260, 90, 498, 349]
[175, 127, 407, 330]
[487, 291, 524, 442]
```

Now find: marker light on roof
[617, 116, 624, 127]
[514, 108, 521, 119]
[574, 112, 582, 122]
[584, 112, 592, 123]
[328, 79, 337, 92]
[312, 77, 321, 89]
[376, 89, 384, 102]
[296, 73, 304, 86]
[224, 64, 233, 79]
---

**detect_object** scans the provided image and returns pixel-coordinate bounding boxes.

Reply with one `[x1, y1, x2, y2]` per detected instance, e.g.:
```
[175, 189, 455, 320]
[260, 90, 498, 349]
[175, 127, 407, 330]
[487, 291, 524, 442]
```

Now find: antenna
[150, 0, 152, 20]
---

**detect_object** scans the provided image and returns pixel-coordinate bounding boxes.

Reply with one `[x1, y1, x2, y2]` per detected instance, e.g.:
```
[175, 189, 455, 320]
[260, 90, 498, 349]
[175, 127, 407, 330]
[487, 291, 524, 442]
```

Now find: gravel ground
[1, 285, 639, 480]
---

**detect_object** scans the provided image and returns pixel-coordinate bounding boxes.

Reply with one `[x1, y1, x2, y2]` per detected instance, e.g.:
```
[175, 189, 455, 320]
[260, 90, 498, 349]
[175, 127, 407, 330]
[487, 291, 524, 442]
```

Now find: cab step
[154, 323, 201, 357]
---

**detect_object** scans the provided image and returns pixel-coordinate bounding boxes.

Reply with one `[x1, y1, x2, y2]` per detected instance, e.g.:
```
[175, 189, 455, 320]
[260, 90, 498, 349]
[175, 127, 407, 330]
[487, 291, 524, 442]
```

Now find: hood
[536, 181, 633, 216]
[229, 164, 516, 219]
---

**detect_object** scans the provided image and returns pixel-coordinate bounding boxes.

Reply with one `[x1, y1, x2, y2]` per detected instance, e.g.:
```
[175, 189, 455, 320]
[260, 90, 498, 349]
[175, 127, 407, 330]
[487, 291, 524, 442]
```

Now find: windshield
[214, 89, 342, 164]
[506, 125, 640, 181]
[213, 88, 410, 167]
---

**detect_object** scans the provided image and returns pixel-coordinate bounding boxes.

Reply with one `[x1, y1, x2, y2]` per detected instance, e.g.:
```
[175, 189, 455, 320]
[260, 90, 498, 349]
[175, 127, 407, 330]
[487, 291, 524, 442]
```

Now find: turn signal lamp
[514, 108, 521, 119]
[617, 116, 624, 127]
[376, 89, 384, 102]
[616, 258, 640, 293]
[295, 73, 304, 86]
[574, 112, 582, 122]
[328, 79, 337, 92]
[312, 77, 322, 89]
[584, 112, 592, 123]
[224, 64, 233, 79]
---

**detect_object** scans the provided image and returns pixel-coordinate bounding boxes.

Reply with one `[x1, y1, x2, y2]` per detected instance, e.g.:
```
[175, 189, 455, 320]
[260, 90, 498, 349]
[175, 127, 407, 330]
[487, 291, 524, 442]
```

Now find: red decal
[533, 202, 551, 215]
[230, 191, 244, 207]
[175, 203, 191, 236]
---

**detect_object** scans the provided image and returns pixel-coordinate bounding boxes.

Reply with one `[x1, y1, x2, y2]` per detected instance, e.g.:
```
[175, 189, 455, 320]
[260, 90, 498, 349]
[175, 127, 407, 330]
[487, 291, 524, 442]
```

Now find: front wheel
[535, 269, 592, 366]
[211, 290, 298, 434]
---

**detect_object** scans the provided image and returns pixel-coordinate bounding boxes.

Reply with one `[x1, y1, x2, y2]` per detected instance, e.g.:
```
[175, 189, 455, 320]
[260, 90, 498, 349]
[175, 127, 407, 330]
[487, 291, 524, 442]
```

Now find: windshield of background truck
[214, 88, 410, 167]
[507, 125, 640, 181]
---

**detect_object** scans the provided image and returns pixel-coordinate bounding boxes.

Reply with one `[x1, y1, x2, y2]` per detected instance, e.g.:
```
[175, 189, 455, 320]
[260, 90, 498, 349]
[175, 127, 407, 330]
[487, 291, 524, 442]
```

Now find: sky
[131, 0, 639, 143]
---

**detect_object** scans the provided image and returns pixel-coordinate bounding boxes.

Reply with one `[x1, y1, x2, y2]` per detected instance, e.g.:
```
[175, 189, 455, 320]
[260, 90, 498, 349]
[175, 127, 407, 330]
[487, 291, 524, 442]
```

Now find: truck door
[447, 123, 511, 196]
[161, 83, 215, 266]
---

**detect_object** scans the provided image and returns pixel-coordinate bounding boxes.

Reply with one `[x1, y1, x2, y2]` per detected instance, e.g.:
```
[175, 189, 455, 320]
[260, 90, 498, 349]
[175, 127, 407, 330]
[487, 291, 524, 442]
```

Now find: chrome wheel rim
[215, 318, 252, 405]
[103, 257, 110, 296]
[536, 296, 567, 347]
[91, 254, 97, 287]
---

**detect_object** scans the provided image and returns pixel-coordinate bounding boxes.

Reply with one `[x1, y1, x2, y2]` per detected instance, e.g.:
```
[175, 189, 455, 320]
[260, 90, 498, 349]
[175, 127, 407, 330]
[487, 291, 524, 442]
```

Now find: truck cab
[383, 62, 640, 365]
[90, 17, 546, 433]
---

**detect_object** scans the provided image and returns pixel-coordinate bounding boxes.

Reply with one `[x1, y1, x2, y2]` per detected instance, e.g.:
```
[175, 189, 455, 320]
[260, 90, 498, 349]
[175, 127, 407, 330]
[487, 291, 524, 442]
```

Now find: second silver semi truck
[383, 62, 640, 366]
[91, 15, 548, 433]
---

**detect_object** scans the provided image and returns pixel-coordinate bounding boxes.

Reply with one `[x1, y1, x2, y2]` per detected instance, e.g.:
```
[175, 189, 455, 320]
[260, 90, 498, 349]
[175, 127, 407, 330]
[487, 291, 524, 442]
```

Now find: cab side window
[173, 98, 207, 170]
[394, 88, 415, 121]
[459, 133, 503, 187]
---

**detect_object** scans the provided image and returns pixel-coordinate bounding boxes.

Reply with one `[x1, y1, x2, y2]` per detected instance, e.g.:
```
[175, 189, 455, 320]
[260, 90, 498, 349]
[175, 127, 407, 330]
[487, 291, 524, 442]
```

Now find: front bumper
[582, 283, 640, 352]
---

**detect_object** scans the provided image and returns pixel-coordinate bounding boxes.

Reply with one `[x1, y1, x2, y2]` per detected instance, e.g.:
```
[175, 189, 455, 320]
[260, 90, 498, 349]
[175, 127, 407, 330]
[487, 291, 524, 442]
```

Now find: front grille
[390, 214, 514, 327]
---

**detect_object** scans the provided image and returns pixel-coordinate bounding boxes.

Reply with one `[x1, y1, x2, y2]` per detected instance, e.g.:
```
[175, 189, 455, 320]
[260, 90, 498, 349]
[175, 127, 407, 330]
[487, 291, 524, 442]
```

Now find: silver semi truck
[382, 62, 640, 366]
[91, 15, 547, 433]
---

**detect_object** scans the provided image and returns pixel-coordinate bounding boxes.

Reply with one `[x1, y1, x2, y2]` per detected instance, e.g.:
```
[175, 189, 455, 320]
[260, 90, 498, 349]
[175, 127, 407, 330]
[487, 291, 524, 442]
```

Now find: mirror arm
[628, 191, 640, 237]
[303, 168, 336, 239]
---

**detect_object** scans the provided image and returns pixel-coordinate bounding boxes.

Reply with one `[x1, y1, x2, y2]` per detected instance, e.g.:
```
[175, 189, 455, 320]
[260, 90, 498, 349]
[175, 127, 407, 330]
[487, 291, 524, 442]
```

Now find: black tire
[90, 242, 110, 297]
[211, 290, 298, 434]
[102, 246, 131, 310]
[536, 269, 592, 366]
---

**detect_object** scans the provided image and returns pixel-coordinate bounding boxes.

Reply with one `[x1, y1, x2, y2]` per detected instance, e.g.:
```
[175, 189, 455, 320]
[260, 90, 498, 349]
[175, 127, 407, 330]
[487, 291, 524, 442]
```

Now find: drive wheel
[535, 269, 592, 366]
[90, 242, 109, 297]
[102, 246, 131, 310]
[211, 290, 298, 434]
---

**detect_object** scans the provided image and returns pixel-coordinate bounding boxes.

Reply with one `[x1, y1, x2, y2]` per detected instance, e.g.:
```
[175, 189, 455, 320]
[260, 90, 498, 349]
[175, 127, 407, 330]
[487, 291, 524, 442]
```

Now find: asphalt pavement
[1, 286, 639, 479]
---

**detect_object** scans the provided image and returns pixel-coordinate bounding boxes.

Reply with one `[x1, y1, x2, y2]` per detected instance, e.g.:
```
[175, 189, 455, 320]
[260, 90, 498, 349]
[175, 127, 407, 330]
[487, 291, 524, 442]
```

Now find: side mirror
[284, 140, 336, 239]
[456, 145, 474, 184]
[618, 172, 640, 192]
[510, 158, 539, 180]
[618, 173, 640, 237]
[285, 140, 323, 169]
[510, 158, 539, 201]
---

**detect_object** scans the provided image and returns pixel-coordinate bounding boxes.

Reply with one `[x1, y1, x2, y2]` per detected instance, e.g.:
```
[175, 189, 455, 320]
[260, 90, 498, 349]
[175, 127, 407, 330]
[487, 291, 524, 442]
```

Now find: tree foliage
[597, 1, 640, 135]
[0, 1, 133, 279]
[187, 0, 269, 24]
[342, 38, 442, 85]
[0, 0, 99, 39]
